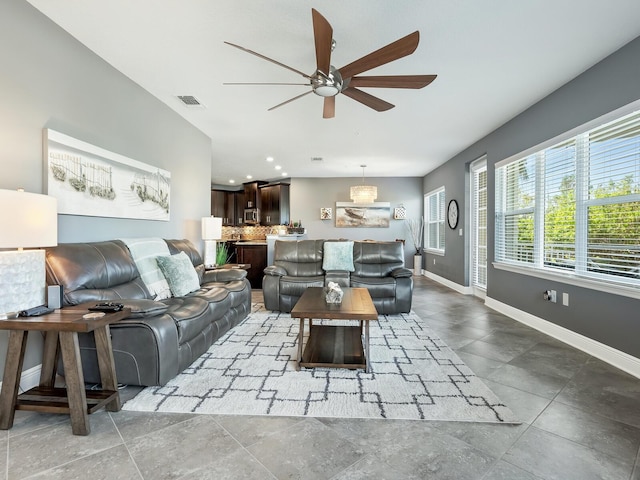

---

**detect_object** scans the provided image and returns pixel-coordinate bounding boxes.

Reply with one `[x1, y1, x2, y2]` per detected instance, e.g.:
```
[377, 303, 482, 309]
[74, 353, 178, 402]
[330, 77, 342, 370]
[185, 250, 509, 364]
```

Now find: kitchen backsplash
[222, 225, 280, 240]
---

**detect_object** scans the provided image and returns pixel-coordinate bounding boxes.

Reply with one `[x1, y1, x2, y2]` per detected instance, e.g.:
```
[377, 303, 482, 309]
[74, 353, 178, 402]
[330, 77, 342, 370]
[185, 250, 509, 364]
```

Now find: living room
[2, 0, 640, 479]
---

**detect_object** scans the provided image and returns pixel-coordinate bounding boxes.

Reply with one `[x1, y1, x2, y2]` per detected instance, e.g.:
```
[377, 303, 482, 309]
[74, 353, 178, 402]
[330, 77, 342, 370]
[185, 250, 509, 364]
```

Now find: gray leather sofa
[45, 238, 251, 386]
[263, 239, 413, 314]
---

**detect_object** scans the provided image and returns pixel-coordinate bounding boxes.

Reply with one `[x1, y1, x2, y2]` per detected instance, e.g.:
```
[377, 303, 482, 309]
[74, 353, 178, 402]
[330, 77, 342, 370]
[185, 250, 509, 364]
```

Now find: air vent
[177, 95, 205, 108]
[311, 157, 323, 162]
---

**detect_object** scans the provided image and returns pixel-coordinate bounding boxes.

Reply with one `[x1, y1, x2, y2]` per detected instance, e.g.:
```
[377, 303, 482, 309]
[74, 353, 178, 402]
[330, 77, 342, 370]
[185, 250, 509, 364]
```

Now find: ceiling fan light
[314, 85, 340, 97]
[350, 185, 377, 203]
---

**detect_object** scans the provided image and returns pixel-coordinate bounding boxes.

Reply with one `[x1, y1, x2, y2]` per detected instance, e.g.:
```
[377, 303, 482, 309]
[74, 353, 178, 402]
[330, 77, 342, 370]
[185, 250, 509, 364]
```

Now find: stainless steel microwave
[244, 208, 260, 224]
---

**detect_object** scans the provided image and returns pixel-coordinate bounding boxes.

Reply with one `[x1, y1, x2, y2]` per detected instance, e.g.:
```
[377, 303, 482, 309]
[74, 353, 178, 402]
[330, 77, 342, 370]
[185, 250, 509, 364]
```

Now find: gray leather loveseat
[263, 239, 413, 314]
[45, 238, 251, 386]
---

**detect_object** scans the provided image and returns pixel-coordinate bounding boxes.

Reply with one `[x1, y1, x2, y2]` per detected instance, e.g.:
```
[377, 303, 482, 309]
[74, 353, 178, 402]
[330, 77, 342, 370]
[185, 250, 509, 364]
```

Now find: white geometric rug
[123, 306, 519, 423]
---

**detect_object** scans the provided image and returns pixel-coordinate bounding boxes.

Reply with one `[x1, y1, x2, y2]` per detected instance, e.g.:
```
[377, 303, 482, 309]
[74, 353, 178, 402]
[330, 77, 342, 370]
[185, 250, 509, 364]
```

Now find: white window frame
[425, 186, 445, 254]
[494, 100, 640, 299]
[470, 156, 487, 291]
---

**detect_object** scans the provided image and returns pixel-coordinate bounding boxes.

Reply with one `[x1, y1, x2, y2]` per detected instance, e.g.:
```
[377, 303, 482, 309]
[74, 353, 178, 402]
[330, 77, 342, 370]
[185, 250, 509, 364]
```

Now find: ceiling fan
[224, 9, 437, 118]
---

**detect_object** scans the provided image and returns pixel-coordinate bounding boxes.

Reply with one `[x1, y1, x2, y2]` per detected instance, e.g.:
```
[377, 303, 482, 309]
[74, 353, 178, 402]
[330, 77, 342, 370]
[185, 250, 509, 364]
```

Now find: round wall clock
[447, 199, 459, 229]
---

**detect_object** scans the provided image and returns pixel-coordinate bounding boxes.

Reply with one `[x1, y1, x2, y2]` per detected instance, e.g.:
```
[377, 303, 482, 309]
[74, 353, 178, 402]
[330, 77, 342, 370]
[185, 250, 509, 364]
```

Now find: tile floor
[2, 276, 640, 479]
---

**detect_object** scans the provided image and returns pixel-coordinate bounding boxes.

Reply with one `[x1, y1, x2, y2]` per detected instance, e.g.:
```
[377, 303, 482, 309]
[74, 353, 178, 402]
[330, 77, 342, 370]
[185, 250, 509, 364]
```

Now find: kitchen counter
[234, 241, 267, 245]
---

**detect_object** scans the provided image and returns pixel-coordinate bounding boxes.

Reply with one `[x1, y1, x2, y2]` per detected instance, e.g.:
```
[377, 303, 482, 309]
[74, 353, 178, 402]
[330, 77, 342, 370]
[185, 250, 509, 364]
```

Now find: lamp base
[0, 250, 46, 315]
[203, 239, 218, 268]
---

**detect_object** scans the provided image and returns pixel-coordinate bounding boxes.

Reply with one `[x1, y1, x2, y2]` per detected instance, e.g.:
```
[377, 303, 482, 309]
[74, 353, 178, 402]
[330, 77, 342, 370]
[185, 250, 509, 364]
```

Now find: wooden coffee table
[290, 287, 378, 373]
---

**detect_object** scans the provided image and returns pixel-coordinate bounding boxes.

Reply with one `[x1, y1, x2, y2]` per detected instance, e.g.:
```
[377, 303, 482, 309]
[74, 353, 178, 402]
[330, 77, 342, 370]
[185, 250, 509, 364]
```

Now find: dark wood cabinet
[236, 244, 267, 289]
[211, 189, 242, 226]
[234, 191, 245, 226]
[259, 183, 290, 226]
[243, 181, 267, 210]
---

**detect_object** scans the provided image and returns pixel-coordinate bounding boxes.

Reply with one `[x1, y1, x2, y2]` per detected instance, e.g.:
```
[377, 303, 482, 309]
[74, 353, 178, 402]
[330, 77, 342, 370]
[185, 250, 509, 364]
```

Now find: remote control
[88, 302, 124, 312]
[19, 305, 54, 317]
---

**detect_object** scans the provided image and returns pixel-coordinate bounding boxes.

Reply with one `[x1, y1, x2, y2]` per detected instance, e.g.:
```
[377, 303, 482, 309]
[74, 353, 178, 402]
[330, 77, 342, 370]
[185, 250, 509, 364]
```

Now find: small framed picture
[320, 207, 332, 220]
[393, 207, 406, 220]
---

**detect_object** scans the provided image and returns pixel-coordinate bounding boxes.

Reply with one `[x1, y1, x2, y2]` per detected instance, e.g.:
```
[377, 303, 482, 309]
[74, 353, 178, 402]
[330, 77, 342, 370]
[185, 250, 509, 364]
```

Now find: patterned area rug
[123, 306, 519, 423]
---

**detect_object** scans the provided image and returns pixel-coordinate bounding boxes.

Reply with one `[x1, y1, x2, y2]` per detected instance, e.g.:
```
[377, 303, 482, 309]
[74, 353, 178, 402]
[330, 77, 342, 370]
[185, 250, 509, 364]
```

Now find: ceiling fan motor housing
[312, 66, 343, 97]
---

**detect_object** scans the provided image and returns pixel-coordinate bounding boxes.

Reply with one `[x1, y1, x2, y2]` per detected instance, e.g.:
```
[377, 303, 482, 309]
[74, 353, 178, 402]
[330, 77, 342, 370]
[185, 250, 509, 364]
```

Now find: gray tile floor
[3, 276, 640, 479]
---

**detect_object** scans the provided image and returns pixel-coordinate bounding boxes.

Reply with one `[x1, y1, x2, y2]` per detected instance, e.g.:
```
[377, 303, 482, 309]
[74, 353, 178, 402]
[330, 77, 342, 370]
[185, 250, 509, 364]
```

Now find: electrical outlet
[543, 290, 557, 302]
[433, 258, 436, 265]
[550, 290, 557, 303]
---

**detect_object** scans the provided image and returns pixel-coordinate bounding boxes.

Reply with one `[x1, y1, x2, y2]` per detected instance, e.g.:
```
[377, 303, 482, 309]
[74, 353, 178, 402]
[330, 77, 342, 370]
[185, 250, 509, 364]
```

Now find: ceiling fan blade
[268, 90, 313, 111]
[323, 96, 335, 119]
[223, 82, 312, 86]
[338, 31, 420, 80]
[349, 74, 437, 89]
[224, 41, 311, 79]
[341, 87, 394, 112]
[312, 8, 333, 75]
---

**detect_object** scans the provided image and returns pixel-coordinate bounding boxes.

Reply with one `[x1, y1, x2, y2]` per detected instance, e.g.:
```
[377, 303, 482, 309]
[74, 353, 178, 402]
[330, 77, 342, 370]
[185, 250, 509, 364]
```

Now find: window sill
[492, 261, 640, 300]
[425, 249, 445, 256]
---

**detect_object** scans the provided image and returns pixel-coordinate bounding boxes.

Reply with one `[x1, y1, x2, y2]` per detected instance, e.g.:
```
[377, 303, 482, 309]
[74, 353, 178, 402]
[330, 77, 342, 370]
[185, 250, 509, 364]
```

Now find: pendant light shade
[350, 165, 377, 203]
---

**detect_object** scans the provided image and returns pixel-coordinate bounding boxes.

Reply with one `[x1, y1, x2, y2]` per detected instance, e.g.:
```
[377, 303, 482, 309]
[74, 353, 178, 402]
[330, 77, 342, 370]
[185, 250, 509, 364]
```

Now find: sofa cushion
[156, 252, 201, 297]
[120, 237, 172, 300]
[160, 296, 211, 343]
[121, 299, 170, 318]
[322, 241, 355, 272]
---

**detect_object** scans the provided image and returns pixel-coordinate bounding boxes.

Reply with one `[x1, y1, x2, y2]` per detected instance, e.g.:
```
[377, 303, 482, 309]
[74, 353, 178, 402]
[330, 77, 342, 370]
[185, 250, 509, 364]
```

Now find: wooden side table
[0, 306, 130, 435]
[205, 263, 251, 271]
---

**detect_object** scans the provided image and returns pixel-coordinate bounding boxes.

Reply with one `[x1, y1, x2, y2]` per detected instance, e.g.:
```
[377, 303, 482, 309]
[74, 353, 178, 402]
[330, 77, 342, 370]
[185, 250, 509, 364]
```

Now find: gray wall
[423, 35, 640, 358]
[0, 0, 212, 374]
[290, 177, 423, 267]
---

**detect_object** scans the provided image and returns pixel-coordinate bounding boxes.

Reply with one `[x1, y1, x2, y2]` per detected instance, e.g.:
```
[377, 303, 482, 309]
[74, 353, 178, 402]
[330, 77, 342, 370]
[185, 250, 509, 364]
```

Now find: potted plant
[216, 243, 230, 267]
[405, 218, 424, 275]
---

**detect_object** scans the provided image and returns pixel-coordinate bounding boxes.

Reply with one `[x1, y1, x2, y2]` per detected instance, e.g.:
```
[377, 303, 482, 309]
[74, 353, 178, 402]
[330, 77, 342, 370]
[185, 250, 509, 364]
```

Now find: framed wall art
[320, 207, 332, 220]
[44, 129, 170, 221]
[335, 202, 390, 228]
[393, 206, 407, 220]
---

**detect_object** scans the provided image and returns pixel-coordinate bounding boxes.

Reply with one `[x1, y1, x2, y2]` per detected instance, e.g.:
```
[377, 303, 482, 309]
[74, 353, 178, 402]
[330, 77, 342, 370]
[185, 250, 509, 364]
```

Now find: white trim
[424, 270, 473, 295]
[0, 364, 41, 394]
[485, 296, 640, 379]
[493, 261, 640, 300]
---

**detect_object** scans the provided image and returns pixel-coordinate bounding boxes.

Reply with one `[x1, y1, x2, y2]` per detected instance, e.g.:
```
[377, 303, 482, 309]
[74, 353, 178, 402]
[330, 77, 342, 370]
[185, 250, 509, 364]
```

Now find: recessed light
[246, 175, 253, 179]
[275, 165, 282, 170]
[266, 156, 274, 162]
[282, 172, 288, 176]
[229, 179, 235, 184]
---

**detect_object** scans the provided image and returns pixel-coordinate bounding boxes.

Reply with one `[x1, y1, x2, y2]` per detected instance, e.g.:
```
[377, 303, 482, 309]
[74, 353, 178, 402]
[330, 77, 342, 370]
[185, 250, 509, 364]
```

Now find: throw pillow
[322, 241, 355, 272]
[120, 237, 172, 300]
[156, 252, 201, 297]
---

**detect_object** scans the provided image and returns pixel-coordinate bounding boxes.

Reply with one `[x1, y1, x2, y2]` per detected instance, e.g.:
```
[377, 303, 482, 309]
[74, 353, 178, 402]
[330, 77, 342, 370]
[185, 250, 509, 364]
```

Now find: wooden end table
[0, 306, 130, 435]
[290, 287, 378, 373]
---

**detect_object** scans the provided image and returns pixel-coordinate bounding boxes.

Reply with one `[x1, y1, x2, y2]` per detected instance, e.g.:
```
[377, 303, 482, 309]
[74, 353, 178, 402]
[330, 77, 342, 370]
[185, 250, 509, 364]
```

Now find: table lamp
[0, 189, 58, 318]
[201, 216, 222, 268]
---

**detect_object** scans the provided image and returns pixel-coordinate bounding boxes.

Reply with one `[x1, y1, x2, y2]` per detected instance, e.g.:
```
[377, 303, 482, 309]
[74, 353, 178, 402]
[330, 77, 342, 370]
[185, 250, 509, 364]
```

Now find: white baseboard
[423, 270, 474, 295]
[0, 364, 42, 394]
[485, 296, 640, 379]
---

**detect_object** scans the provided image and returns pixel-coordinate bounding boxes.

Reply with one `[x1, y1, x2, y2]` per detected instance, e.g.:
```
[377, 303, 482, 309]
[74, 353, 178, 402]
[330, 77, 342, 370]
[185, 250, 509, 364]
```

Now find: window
[471, 157, 487, 289]
[425, 187, 445, 253]
[496, 108, 640, 291]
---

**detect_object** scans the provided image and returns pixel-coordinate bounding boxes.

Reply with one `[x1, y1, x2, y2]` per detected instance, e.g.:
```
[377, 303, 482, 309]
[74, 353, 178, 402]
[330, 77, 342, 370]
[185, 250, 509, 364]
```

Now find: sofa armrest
[202, 268, 247, 283]
[264, 265, 287, 277]
[390, 267, 413, 278]
[121, 299, 170, 318]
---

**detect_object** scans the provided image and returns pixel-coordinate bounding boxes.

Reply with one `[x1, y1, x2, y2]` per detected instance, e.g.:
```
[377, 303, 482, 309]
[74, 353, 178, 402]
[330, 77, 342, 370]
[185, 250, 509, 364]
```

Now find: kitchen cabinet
[243, 181, 267, 210]
[259, 183, 290, 226]
[236, 243, 267, 289]
[234, 191, 245, 226]
[211, 189, 241, 226]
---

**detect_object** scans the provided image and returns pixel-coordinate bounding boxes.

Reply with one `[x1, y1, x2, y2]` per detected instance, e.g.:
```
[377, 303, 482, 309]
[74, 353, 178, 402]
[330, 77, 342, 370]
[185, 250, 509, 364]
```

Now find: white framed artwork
[44, 129, 170, 221]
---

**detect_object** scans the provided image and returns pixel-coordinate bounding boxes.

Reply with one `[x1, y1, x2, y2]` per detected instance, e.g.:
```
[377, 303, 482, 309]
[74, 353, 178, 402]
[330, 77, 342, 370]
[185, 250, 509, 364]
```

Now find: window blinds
[496, 109, 640, 287]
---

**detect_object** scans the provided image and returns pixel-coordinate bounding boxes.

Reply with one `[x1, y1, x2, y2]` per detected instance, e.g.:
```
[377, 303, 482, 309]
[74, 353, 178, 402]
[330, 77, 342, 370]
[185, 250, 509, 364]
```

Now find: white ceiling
[26, 1, 640, 186]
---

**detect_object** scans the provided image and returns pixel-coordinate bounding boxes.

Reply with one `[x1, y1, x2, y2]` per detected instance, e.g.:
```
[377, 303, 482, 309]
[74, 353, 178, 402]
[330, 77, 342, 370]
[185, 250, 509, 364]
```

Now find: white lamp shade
[0, 189, 57, 248]
[201, 216, 222, 240]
